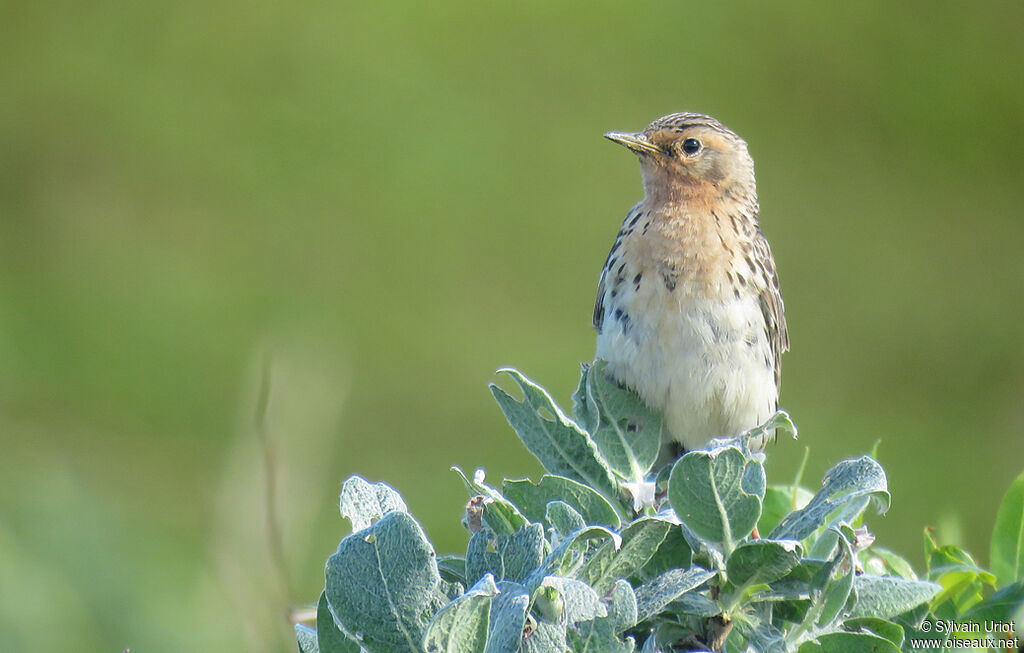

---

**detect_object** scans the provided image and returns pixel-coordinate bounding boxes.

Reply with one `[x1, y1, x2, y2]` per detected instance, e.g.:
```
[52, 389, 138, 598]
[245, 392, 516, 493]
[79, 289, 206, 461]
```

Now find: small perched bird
[594, 112, 788, 457]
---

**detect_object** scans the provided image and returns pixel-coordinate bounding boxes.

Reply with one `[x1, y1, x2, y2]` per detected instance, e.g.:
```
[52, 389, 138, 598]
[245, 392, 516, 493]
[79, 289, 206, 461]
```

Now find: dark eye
[681, 138, 702, 156]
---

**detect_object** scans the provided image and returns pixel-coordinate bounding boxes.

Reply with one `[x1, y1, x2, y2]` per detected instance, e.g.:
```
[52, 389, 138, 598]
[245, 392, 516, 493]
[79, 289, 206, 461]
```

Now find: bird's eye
[681, 138, 702, 156]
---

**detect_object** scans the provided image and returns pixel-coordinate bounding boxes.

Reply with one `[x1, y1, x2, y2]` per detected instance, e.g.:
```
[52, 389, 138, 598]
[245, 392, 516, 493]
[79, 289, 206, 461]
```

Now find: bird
[593, 112, 788, 460]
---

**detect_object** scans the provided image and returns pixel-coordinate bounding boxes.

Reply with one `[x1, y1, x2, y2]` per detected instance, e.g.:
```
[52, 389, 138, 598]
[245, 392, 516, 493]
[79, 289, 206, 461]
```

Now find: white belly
[596, 284, 776, 451]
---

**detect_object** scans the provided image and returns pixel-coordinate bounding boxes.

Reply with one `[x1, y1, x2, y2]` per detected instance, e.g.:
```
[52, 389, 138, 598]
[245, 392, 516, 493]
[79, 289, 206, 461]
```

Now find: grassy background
[1, 1, 1022, 650]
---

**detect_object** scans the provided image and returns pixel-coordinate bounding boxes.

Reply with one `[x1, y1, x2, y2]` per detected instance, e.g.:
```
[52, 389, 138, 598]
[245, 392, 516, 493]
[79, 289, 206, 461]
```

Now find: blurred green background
[2, 1, 1022, 650]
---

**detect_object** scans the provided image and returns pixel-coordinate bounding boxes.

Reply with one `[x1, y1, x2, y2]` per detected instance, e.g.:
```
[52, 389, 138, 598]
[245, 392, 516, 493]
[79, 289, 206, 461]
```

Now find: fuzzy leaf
[325, 511, 441, 653]
[727, 539, 802, 587]
[847, 575, 941, 619]
[466, 524, 546, 585]
[540, 576, 607, 622]
[572, 579, 637, 653]
[577, 359, 661, 482]
[485, 582, 529, 653]
[770, 456, 889, 542]
[759, 486, 814, 536]
[503, 475, 621, 529]
[668, 446, 764, 551]
[297, 624, 320, 653]
[581, 517, 672, 594]
[339, 476, 408, 533]
[423, 574, 497, 653]
[546, 500, 585, 540]
[634, 566, 715, 623]
[491, 368, 618, 501]
[317, 592, 361, 653]
[798, 631, 900, 653]
[841, 617, 905, 648]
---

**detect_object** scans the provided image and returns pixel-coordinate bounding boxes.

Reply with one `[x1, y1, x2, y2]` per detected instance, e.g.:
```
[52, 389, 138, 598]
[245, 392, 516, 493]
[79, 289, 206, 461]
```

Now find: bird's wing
[593, 263, 608, 331]
[753, 233, 789, 392]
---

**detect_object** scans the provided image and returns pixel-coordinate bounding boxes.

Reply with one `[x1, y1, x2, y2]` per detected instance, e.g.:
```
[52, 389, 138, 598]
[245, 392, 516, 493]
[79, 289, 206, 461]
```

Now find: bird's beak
[603, 131, 662, 155]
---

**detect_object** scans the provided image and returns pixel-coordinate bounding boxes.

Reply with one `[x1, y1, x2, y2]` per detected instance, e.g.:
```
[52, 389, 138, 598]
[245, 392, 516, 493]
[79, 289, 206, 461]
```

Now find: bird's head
[605, 112, 755, 205]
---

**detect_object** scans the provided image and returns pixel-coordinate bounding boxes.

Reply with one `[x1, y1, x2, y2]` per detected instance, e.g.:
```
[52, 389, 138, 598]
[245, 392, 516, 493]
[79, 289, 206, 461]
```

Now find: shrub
[296, 362, 1024, 652]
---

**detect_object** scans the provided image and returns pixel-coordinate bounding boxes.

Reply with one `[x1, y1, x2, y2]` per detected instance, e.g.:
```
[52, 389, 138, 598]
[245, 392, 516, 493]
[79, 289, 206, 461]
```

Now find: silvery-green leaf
[638, 524, 692, 581]
[546, 500, 585, 540]
[798, 631, 900, 653]
[571, 362, 600, 434]
[669, 447, 763, 551]
[581, 359, 661, 482]
[325, 512, 440, 653]
[490, 368, 619, 502]
[580, 517, 672, 594]
[841, 617, 905, 648]
[520, 619, 566, 653]
[485, 582, 529, 653]
[317, 591, 361, 653]
[297, 623, 320, 653]
[539, 576, 606, 622]
[571, 579, 637, 653]
[814, 530, 855, 627]
[859, 547, 916, 580]
[726, 539, 802, 587]
[436, 556, 466, 586]
[503, 475, 621, 528]
[451, 466, 528, 536]
[770, 456, 889, 542]
[466, 524, 546, 585]
[339, 476, 408, 533]
[759, 486, 814, 536]
[423, 574, 498, 653]
[634, 566, 715, 623]
[529, 525, 620, 586]
[847, 575, 941, 619]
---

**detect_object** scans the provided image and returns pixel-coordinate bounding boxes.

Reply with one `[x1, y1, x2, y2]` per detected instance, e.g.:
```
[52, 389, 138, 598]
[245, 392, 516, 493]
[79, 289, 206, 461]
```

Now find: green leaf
[580, 517, 672, 594]
[634, 566, 715, 623]
[490, 368, 619, 502]
[423, 574, 497, 653]
[436, 556, 466, 586]
[576, 359, 661, 482]
[520, 619, 566, 653]
[991, 470, 1024, 585]
[546, 500, 585, 540]
[841, 617, 904, 647]
[926, 541, 996, 611]
[451, 466, 528, 536]
[485, 581, 529, 653]
[317, 592, 361, 653]
[571, 579, 637, 653]
[962, 579, 1024, 624]
[847, 575, 941, 619]
[297, 623, 320, 653]
[325, 511, 441, 653]
[539, 576, 606, 622]
[339, 475, 408, 533]
[814, 531, 855, 627]
[668, 446, 764, 551]
[466, 524, 547, 585]
[727, 539, 802, 588]
[503, 475, 621, 529]
[531, 525, 620, 583]
[770, 456, 889, 542]
[859, 547, 917, 580]
[759, 485, 814, 536]
[637, 524, 692, 581]
[799, 631, 900, 653]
